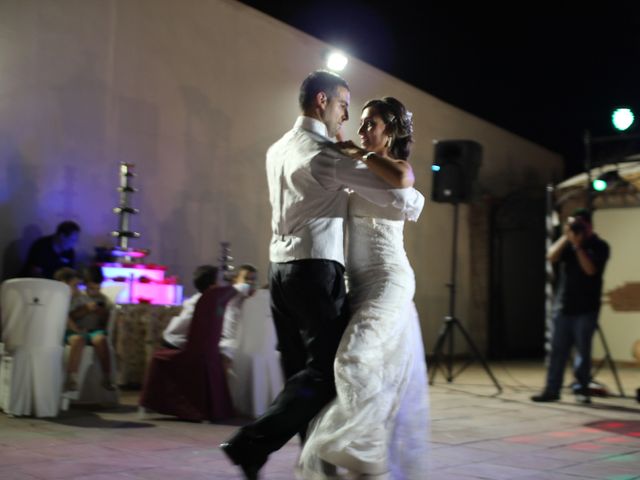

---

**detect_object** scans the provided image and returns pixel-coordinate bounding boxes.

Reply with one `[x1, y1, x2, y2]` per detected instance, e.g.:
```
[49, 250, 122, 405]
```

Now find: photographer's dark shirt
[21, 235, 75, 279]
[556, 234, 609, 314]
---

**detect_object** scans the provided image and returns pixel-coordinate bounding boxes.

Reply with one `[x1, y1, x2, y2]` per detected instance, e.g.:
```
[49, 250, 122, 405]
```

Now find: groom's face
[320, 85, 350, 138]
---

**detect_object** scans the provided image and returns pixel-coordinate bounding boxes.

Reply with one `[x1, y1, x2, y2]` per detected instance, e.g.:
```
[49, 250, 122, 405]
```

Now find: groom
[220, 70, 420, 479]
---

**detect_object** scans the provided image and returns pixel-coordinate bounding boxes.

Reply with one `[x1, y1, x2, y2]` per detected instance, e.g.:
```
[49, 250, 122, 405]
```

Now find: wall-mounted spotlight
[326, 50, 348, 71]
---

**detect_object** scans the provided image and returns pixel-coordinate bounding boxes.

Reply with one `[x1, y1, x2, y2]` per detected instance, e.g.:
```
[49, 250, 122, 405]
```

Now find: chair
[60, 309, 119, 410]
[0, 278, 70, 417]
[227, 289, 284, 417]
[138, 285, 237, 421]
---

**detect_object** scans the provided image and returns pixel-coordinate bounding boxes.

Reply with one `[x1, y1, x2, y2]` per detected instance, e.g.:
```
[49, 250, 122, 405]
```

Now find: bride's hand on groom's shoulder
[335, 140, 366, 159]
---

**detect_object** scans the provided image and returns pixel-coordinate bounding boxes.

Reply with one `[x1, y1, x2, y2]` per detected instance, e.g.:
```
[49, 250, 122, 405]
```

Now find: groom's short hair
[299, 70, 349, 111]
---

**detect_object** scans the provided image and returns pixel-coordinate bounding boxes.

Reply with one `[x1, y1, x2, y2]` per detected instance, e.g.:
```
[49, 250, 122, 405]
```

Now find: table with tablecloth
[110, 304, 181, 387]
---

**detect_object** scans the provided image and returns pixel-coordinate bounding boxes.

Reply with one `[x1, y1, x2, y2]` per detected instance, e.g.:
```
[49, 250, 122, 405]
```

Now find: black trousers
[238, 259, 349, 454]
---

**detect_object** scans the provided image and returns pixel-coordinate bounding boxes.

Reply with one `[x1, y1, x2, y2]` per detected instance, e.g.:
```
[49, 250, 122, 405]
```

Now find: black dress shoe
[220, 438, 267, 480]
[531, 392, 560, 402]
[574, 387, 592, 404]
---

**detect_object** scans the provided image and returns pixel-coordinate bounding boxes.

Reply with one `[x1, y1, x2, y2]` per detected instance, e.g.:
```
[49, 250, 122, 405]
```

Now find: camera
[568, 218, 587, 234]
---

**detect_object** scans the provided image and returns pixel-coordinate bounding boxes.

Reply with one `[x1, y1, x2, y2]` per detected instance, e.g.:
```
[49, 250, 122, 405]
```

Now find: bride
[298, 97, 430, 479]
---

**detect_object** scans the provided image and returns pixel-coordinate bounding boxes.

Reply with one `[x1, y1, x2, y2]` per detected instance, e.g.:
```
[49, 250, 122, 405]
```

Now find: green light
[592, 179, 607, 191]
[611, 108, 634, 131]
[593, 170, 624, 192]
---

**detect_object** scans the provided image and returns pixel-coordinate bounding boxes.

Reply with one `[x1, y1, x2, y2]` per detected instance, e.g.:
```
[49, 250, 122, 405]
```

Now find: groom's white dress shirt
[267, 116, 424, 266]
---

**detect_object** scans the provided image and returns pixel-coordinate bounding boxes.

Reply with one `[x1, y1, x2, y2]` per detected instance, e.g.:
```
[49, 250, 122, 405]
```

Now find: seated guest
[22, 221, 81, 279]
[219, 264, 258, 368]
[162, 265, 218, 349]
[53, 267, 86, 392]
[79, 265, 116, 390]
[219, 265, 284, 417]
[55, 266, 115, 392]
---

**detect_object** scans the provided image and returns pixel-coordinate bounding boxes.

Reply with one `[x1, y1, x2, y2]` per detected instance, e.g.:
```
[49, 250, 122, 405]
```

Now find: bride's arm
[361, 152, 415, 188]
[333, 139, 415, 188]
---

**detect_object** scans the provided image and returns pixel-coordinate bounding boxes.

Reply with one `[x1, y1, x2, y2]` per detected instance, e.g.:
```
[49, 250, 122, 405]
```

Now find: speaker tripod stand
[429, 202, 502, 393]
[589, 325, 626, 397]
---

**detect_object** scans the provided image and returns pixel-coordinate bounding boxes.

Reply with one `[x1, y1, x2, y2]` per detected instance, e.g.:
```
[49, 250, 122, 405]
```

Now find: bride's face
[358, 107, 390, 155]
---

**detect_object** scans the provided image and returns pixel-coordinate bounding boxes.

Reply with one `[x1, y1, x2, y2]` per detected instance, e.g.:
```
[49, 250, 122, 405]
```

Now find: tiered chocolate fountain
[96, 162, 183, 305]
[111, 162, 148, 261]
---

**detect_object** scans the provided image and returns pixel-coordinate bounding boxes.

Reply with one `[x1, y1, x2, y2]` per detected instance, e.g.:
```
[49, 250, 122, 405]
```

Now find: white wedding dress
[298, 193, 430, 480]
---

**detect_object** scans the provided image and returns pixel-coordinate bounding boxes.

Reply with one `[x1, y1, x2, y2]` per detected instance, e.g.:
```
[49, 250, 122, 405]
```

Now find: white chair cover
[0, 278, 70, 417]
[228, 289, 284, 417]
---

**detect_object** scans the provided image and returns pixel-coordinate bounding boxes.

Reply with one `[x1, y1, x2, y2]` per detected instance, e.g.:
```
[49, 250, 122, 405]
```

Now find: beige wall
[592, 208, 640, 362]
[0, 0, 562, 352]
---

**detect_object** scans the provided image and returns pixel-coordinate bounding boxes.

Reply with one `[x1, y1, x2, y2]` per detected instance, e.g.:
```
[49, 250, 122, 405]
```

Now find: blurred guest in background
[161, 265, 218, 349]
[53, 267, 85, 392]
[219, 264, 258, 372]
[55, 266, 115, 392]
[76, 265, 116, 391]
[22, 221, 80, 278]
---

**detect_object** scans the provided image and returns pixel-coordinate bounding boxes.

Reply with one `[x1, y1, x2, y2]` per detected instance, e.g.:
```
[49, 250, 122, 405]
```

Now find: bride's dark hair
[362, 97, 414, 160]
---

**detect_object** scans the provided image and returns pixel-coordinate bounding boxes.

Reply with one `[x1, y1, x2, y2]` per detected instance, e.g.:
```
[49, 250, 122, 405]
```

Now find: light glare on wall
[326, 51, 348, 71]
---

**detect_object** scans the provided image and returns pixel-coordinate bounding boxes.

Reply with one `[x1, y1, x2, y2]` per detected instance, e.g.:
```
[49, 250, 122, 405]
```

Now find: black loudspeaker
[431, 140, 482, 203]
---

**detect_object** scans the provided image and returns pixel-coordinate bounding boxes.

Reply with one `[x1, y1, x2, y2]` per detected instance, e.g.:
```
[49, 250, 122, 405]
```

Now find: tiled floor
[1, 361, 639, 479]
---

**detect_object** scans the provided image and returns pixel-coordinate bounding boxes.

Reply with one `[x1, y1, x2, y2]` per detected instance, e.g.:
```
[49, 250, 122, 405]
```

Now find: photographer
[532, 208, 610, 404]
